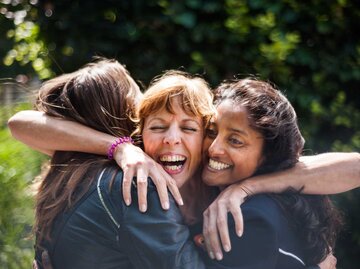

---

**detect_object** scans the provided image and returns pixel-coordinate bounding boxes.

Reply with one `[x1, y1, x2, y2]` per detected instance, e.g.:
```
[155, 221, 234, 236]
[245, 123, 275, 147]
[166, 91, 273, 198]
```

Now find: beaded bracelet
[107, 137, 134, 160]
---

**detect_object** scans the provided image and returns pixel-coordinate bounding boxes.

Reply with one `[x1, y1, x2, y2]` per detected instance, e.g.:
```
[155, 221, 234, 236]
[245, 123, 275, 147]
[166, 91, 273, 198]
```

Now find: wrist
[238, 179, 259, 198]
[108, 137, 134, 160]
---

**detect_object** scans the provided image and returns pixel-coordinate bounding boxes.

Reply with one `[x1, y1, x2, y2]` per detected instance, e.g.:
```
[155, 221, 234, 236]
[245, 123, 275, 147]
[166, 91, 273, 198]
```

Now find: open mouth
[208, 158, 231, 171]
[159, 155, 187, 174]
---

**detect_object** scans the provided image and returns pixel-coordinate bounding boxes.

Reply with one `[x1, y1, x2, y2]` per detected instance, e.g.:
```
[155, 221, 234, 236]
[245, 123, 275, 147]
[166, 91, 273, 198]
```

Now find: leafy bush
[0, 105, 47, 269]
[1, 0, 359, 267]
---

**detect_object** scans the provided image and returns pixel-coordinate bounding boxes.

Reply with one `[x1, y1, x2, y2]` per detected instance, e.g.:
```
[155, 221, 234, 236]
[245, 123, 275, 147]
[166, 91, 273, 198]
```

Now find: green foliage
[0, 105, 48, 269]
[0, 1, 53, 79]
[1, 0, 359, 267]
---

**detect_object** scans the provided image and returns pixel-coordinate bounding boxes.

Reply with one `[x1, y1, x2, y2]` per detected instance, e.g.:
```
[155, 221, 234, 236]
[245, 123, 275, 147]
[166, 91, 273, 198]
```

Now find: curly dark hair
[214, 78, 343, 264]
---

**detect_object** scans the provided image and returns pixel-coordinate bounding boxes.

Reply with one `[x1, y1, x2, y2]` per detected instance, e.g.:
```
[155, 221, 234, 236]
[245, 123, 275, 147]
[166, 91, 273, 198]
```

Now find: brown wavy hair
[133, 70, 216, 222]
[132, 70, 215, 140]
[214, 78, 343, 265]
[34, 58, 142, 246]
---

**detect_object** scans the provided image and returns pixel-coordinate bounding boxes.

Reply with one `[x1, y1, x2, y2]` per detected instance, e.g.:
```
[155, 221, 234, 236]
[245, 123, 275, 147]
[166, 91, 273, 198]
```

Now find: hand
[32, 251, 53, 269]
[318, 252, 337, 269]
[202, 183, 250, 260]
[114, 143, 183, 212]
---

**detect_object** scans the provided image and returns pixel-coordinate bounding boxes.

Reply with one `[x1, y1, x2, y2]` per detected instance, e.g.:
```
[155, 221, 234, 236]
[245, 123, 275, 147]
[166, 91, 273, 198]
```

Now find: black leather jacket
[35, 166, 320, 269]
[35, 166, 206, 269]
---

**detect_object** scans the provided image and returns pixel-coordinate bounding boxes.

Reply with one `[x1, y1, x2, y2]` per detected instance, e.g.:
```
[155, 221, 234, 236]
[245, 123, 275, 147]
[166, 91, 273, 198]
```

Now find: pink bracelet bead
[107, 137, 134, 160]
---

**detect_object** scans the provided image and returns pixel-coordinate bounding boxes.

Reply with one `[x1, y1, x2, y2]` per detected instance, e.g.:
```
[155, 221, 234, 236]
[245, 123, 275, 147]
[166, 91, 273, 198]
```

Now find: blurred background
[0, 0, 359, 268]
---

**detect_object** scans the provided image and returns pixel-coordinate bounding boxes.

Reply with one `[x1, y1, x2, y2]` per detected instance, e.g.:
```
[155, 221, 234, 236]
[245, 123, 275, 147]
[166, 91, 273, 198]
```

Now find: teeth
[160, 155, 186, 162]
[209, 159, 231, 170]
[164, 165, 182, 171]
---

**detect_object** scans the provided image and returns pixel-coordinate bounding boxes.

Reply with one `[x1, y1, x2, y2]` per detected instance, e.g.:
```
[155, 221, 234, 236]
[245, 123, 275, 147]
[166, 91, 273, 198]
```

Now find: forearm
[241, 152, 360, 196]
[8, 110, 115, 156]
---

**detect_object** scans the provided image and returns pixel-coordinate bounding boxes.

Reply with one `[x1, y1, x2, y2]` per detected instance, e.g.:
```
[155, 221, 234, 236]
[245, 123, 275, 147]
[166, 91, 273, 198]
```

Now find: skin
[202, 100, 264, 188]
[142, 97, 204, 192]
[7, 110, 183, 212]
[140, 97, 206, 223]
[201, 100, 268, 260]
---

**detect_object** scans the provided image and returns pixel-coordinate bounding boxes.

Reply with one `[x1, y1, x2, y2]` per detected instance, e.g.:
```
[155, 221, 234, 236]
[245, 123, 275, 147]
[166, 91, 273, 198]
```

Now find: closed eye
[182, 127, 198, 132]
[150, 126, 166, 130]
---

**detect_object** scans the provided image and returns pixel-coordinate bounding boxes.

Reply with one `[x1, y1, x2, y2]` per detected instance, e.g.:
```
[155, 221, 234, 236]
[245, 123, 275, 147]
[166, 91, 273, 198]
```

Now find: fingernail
[237, 229, 243, 237]
[216, 252, 223, 260]
[140, 204, 147, 212]
[224, 245, 231, 252]
[125, 199, 131, 206]
[179, 199, 184, 206]
[163, 202, 169, 210]
[209, 251, 215, 259]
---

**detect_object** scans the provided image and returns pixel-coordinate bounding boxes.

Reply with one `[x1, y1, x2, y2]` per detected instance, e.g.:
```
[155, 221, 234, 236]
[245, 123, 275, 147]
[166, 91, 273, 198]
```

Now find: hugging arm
[7, 110, 182, 210]
[8, 110, 113, 156]
[204, 152, 359, 257]
[244, 152, 360, 195]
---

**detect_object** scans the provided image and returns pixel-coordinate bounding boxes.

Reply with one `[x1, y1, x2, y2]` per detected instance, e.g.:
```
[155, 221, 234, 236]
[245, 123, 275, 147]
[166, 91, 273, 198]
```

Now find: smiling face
[142, 98, 204, 188]
[202, 99, 264, 187]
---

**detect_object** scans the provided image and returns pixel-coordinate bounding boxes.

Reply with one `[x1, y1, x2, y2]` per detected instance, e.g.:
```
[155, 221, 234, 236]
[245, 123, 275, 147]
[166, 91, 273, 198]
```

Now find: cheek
[142, 132, 158, 158]
[202, 137, 212, 153]
[190, 134, 204, 162]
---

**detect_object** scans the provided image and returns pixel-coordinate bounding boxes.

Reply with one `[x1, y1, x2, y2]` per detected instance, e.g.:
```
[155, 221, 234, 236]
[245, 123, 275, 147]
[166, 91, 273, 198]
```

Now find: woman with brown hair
[30, 62, 215, 269]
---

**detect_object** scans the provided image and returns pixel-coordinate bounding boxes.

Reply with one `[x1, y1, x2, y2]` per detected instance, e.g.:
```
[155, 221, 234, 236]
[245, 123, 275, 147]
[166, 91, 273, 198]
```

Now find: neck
[178, 176, 200, 225]
[178, 171, 215, 225]
[179, 177, 197, 208]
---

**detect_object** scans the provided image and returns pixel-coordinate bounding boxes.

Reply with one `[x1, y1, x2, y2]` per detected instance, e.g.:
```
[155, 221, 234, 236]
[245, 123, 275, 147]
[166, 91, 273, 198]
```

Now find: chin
[201, 175, 218, 186]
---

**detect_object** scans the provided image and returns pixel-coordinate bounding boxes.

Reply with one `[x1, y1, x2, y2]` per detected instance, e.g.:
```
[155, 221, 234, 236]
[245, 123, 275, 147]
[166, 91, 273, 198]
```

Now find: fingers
[42, 250, 53, 269]
[136, 167, 148, 212]
[202, 213, 215, 260]
[329, 254, 337, 269]
[229, 203, 244, 237]
[318, 252, 337, 269]
[193, 234, 205, 249]
[148, 167, 170, 210]
[203, 208, 223, 260]
[158, 167, 183, 207]
[122, 166, 134, 206]
[32, 260, 38, 269]
[216, 204, 231, 253]
[167, 178, 183, 206]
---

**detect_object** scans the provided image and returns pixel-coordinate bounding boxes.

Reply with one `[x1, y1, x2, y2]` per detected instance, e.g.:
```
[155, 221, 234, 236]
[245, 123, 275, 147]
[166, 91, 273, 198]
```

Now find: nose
[208, 137, 225, 157]
[163, 125, 181, 146]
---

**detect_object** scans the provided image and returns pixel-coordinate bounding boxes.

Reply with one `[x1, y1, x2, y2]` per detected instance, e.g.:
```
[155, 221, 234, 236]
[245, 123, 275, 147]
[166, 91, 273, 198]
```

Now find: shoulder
[241, 194, 284, 225]
[98, 165, 159, 196]
[242, 195, 310, 268]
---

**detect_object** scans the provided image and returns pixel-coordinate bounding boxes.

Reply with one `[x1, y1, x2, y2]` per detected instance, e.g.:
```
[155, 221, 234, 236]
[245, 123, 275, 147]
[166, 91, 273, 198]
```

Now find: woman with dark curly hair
[200, 78, 342, 268]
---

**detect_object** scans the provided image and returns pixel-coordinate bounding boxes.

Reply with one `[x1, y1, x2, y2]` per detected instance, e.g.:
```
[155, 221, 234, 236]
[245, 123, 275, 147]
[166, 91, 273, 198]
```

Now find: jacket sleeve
[119, 182, 206, 269]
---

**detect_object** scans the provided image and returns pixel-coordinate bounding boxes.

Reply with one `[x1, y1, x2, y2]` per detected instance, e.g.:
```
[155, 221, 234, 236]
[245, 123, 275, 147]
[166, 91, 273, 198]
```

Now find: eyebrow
[148, 117, 201, 127]
[229, 127, 249, 136]
[183, 119, 202, 127]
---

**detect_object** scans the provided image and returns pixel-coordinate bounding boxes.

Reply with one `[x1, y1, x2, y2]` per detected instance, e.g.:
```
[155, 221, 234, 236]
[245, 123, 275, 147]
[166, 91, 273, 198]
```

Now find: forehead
[214, 99, 248, 121]
[147, 99, 202, 123]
